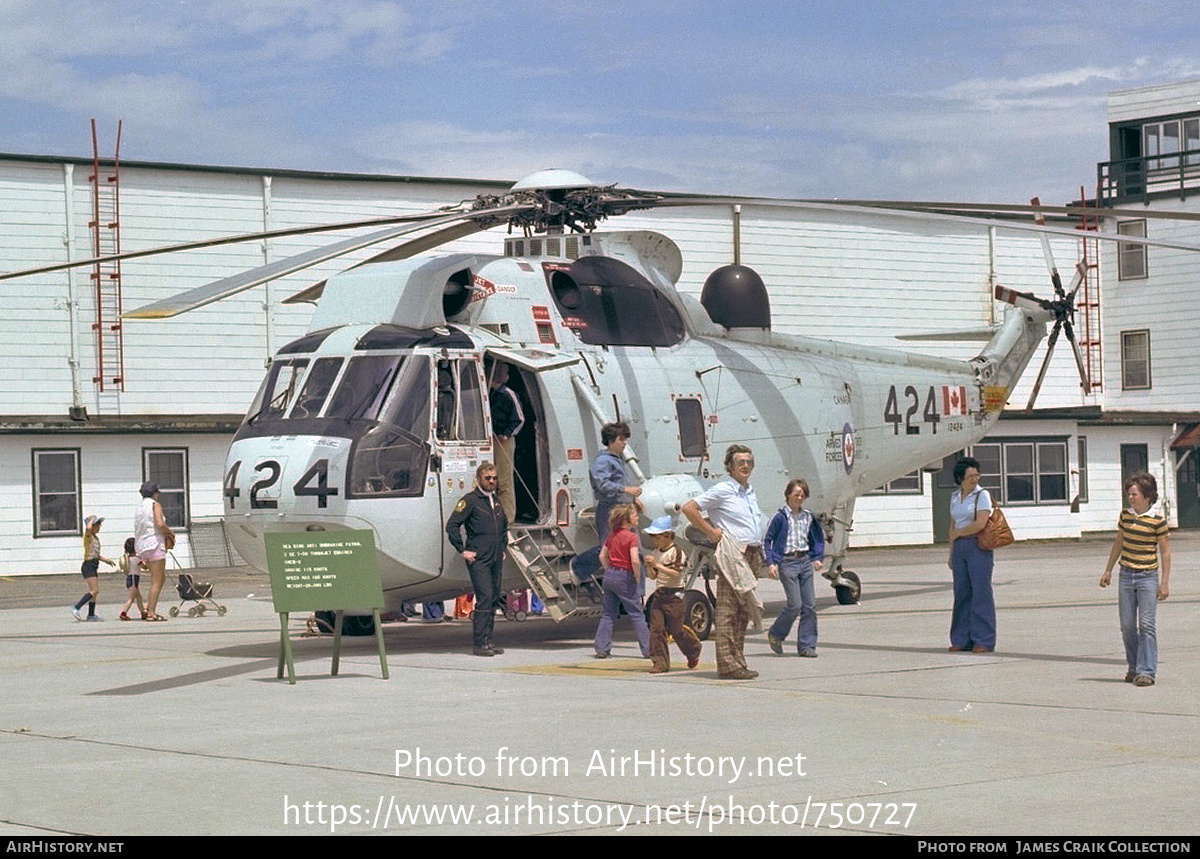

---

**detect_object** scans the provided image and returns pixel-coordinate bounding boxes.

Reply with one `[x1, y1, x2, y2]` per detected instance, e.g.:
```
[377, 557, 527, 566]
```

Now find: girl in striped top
[1100, 472, 1172, 686]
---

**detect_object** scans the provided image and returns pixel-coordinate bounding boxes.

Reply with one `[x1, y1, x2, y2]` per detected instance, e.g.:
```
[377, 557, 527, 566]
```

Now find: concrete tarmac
[2, 534, 1197, 836]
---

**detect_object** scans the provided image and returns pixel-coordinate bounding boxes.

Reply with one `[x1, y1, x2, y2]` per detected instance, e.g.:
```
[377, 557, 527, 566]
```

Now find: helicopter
[5, 168, 1183, 636]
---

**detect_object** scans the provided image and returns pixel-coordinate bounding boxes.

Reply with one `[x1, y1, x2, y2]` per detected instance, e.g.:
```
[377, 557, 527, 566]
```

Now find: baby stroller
[168, 572, 228, 617]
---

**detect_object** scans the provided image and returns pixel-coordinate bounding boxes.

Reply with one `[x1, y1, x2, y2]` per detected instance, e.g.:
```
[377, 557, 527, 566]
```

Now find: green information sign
[263, 530, 389, 684]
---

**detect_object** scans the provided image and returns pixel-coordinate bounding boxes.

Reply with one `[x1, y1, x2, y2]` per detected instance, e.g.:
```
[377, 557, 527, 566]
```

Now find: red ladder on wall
[88, 119, 125, 392]
[1074, 185, 1102, 393]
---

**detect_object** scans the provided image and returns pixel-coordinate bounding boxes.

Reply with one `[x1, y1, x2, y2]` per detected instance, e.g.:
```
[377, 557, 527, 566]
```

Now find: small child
[118, 536, 148, 621]
[593, 505, 650, 659]
[73, 515, 116, 621]
[644, 516, 702, 674]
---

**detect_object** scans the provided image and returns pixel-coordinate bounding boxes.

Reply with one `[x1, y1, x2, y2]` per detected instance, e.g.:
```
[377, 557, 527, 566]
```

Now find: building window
[969, 438, 1068, 506]
[866, 470, 922, 495]
[1117, 220, 1147, 280]
[143, 448, 189, 530]
[1121, 330, 1151, 390]
[32, 449, 81, 537]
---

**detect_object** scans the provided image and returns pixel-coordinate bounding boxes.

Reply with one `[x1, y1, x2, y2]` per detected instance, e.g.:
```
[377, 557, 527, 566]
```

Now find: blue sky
[2, 0, 1198, 202]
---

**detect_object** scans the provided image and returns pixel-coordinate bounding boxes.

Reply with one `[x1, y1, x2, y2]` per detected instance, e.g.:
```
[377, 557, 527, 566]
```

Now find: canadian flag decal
[942, 385, 968, 416]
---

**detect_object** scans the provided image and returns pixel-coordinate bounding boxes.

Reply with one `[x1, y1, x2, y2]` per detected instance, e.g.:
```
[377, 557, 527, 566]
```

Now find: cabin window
[1121, 329, 1151, 390]
[32, 448, 81, 537]
[289, 357, 343, 419]
[143, 448, 189, 530]
[674, 398, 707, 459]
[436, 358, 487, 442]
[546, 257, 685, 347]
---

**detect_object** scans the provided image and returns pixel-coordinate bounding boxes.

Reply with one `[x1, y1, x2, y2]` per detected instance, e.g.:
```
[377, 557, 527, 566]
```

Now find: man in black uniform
[445, 462, 509, 656]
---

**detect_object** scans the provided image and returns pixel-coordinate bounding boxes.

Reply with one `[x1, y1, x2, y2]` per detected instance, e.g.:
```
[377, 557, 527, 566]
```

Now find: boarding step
[506, 524, 600, 622]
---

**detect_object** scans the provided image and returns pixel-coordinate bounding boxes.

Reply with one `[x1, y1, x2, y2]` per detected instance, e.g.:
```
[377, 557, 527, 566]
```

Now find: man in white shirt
[682, 444, 763, 680]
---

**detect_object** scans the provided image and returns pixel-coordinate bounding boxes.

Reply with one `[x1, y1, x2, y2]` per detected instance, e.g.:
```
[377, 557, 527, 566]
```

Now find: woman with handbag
[947, 456, 997, 653]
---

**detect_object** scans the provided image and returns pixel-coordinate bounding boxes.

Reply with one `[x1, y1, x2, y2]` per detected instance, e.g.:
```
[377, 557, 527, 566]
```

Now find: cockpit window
[326, 355, 402, 421]
[245, 359, 309, 424]
[545, 256, 686, 347]
[347, 355, 432, 499]
[288, 357, 343, 419]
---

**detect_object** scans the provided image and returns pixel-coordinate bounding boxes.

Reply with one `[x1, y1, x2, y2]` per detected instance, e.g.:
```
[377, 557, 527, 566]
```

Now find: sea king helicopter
[6, 168, 1175, 635]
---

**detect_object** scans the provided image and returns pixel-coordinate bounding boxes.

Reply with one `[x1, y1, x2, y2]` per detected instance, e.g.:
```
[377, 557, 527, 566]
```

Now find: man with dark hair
[446, 462, 509, 656]
[682, 443, 763, 680]
[589, 421, 643, 544]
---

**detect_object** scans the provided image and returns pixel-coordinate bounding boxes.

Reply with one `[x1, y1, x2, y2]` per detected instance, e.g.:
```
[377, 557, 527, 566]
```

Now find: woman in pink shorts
[134, 481, 175, 622]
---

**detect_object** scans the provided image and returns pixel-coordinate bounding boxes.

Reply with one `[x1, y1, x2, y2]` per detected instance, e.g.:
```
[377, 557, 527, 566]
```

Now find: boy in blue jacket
[764, 479, 825, 657]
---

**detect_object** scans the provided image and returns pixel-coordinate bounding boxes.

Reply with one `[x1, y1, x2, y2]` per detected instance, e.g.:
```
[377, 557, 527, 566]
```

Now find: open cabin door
[484, 346, 579, 525]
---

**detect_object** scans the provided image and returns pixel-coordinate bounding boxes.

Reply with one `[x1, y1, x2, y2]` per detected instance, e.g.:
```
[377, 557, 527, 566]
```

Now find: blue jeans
[1118, 566, 1158, 678]
[950, 536, 995, 649]
[769, 554, 817, 650]
[594, 568, 649, 657]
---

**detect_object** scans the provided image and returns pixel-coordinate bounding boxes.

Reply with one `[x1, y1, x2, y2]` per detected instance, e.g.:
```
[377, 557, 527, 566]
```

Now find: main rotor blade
[762, 199, 1200, 254]
[283, 220, 485, 305]
[0, 208, 481, 283]
[124, 207, 523, 319]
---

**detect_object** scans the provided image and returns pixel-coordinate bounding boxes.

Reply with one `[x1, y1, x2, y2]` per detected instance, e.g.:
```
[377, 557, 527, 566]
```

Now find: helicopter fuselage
[221, 229, 1048, 611]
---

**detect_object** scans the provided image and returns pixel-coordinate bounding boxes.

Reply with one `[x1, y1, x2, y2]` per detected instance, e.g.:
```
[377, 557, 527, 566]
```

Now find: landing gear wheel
[168, 606, 179, 617]
[341, 614, 376, 636]
[683, 591, 714, 641]
[834, 570, 861, 605]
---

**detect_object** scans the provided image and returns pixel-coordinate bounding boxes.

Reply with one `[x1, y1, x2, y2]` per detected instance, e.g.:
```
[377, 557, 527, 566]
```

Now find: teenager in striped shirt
[1100, 471, 1172, 687]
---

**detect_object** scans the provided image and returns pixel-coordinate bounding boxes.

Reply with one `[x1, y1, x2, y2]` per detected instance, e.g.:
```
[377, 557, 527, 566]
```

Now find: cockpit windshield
[243, 359, 309, 425]
[326, 355, 402, 421]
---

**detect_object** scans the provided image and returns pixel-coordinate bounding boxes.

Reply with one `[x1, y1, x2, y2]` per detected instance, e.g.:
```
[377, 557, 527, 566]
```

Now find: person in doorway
[486, 360, 524, 522]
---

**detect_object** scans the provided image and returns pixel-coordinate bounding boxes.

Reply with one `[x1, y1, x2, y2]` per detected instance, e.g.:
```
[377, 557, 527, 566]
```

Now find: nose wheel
[832, 570, 861, 605]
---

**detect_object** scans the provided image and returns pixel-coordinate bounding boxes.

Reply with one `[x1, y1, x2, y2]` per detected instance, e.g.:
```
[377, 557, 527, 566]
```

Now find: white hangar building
[2, 80, 1198, 578]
